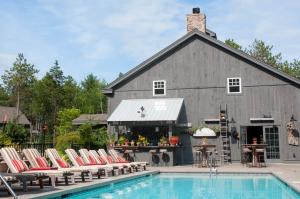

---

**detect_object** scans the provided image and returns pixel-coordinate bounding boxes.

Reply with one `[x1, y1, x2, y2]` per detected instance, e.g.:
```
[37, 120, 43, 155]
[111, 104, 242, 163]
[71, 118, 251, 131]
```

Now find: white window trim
[153, 80, 166, 96]
[227, 77, 242, 94]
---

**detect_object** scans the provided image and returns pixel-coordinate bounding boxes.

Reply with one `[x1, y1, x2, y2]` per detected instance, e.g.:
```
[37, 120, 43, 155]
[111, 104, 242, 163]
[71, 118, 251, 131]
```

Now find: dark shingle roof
[72, 114, 107, 125]
[104, 29, 300, 94]
[0, 106, 30, 125]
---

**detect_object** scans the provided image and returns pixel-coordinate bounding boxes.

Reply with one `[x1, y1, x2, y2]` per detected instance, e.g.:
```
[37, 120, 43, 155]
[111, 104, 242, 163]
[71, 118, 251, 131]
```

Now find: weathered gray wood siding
[107, 36, 300, 163]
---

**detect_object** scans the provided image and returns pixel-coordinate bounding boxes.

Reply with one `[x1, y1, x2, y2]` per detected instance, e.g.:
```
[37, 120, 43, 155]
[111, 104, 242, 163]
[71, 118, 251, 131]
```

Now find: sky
[0, 0, 299, 83]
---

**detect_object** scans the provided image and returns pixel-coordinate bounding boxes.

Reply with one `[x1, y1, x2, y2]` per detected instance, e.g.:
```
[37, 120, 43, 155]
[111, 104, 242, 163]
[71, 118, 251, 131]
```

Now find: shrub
[55, 131, 81, 153]
[3, 122, 29, 144]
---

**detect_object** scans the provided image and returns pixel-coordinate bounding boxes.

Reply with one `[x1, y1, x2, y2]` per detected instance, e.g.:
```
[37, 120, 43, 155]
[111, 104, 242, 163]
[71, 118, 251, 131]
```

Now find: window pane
[155, 89, 164, 95]
[229, 86, 240, 93]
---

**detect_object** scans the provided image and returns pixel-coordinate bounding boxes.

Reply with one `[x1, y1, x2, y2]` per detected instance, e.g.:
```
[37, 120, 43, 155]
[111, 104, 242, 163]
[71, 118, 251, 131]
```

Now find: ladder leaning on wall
[219, 104, 231, 164]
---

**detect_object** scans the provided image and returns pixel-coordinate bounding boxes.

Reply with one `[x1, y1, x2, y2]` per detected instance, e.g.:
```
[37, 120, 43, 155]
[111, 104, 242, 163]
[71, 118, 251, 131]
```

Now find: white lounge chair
[89, 150, 131, 173]
[79, 149, 122, 175]
[108, 149, 148, 171]
[98, 149, 141, 172]
[0, 147, 63, 189]
[22, 148, 75, 185]
[45, 148, 93, 181]
[65, 149, 114, 177]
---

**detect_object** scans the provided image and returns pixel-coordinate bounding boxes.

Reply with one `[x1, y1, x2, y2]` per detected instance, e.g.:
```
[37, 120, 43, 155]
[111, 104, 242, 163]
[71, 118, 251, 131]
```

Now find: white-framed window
[227, 77, 242, 94]
[153, 80, 166, 96]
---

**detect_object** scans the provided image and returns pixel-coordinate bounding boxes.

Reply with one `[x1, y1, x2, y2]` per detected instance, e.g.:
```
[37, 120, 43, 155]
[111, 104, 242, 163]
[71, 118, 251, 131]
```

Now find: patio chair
[45, 148, 92, 181]
[22, 148, 75, 185]
[108, 149, 148, 170]
[65, 149, 114, 178]
[0, 147, 61, 190]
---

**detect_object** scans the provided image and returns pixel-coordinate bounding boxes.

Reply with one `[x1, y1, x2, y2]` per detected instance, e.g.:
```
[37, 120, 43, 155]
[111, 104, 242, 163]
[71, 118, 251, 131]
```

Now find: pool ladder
[0, 174, 18, 199]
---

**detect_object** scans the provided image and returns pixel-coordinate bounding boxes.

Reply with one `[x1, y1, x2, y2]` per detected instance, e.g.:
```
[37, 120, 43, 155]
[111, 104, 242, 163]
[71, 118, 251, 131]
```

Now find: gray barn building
[104, 9, 300, 164]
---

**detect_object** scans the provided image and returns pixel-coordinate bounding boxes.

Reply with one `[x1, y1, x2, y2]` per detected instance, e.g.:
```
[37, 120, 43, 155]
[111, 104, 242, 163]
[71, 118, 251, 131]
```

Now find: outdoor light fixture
[290, 115, 297, 122]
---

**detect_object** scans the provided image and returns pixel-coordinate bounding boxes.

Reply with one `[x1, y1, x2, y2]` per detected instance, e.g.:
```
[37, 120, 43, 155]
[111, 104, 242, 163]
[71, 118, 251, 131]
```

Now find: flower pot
[169, 136, 179, 145]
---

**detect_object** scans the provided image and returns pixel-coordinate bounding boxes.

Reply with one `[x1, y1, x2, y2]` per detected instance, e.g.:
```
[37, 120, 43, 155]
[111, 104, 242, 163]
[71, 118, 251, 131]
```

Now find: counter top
[113, 145, 183, 150]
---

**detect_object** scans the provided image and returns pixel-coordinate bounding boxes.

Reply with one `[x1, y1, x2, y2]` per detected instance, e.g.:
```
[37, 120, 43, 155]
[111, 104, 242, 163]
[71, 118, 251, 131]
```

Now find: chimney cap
[192, 7, 200, 14]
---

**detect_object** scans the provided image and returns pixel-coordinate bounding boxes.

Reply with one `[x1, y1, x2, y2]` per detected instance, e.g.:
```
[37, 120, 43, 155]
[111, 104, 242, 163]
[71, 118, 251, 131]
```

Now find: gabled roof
[72, 114, 107, 125]
[0, 106, 30, 125]
[104, 29, 300, 93]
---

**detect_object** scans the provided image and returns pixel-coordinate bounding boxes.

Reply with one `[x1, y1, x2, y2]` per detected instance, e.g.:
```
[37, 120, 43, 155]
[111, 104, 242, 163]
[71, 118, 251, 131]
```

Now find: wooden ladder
[219, 104, 231, 164]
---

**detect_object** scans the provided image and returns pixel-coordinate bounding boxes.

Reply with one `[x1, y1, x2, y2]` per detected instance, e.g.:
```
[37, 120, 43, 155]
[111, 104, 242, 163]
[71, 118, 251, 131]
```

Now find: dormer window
[227, 77, 242, 94]
[153, 80, 166, 96]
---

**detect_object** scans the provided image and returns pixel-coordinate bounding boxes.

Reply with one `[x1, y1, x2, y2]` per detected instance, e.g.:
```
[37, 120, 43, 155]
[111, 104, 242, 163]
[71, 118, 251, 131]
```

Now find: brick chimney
[187, 8, 206, 32]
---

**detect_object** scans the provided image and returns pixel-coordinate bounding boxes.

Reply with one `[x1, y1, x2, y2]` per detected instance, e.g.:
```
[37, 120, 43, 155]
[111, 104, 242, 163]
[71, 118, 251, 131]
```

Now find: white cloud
[38, 0, 192, 62]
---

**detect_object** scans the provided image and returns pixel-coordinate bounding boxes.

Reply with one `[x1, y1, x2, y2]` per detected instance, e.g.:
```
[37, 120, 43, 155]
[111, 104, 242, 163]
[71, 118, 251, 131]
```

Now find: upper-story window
[153, 80, 166, 96]
[227, 77, 242, 94]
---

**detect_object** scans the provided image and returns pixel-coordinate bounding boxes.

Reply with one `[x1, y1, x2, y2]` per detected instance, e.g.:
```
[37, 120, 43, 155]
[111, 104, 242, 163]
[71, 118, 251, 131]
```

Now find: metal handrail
[0, 174, 18, 199]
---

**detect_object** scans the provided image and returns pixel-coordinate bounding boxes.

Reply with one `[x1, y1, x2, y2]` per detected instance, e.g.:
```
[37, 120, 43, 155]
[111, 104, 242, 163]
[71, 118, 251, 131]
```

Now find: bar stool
[242, 147, 252, 167]
[160, 149, 170, 167]
[149, 149, 159, 166]
[256, 149, 266, 167]
[193, 148, 202, 167]
[124, 150, 134, 162]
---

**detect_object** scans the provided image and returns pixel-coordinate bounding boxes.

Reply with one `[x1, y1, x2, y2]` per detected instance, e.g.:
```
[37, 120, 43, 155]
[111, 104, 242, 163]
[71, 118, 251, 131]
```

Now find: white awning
[107, 98, 184, 123]
[193, 128, 216, 137]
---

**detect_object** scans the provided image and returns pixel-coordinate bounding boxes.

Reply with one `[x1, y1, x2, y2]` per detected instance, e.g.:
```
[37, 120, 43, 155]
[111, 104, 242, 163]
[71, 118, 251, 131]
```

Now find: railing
[0, 174, 18, 199]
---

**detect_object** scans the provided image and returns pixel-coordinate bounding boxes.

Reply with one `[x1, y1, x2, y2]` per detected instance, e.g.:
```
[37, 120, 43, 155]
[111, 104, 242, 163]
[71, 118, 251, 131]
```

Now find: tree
[245, 39, 283, 68]
[32, 61, 65, 133]
[224, 38, 300, 79]
[55, 108, 80, 135]
[0, 85, 9, 106]
[62, 76, 81, 108]
[225, 39, 242, 50]
[55, 108, 80, 152]
[79, 74, 107, 114]
[1, 53, 38, 117]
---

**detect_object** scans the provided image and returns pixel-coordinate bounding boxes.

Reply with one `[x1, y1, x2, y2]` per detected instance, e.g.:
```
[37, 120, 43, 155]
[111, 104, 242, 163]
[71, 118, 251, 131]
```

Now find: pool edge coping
[29, 170, 159, 199]
[27, 170, 300, 198]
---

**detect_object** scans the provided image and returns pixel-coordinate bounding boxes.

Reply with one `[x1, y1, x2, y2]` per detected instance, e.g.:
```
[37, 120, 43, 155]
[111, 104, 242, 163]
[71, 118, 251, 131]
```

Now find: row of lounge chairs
[0, 147, 148, 196]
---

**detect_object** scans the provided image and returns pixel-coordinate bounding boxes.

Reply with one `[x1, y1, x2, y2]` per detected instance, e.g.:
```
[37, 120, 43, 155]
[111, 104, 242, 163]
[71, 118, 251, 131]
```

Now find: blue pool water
[58, 174, 300, 199]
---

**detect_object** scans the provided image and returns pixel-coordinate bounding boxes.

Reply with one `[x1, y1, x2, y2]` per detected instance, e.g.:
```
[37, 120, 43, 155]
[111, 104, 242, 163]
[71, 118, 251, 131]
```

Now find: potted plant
[160, 136, 168, 146]
[137, 135, 148, 146]
[118, 135, 126, 146]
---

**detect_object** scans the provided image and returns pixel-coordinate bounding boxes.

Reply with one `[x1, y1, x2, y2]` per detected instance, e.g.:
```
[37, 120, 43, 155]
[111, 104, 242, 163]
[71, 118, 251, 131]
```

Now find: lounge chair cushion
[107, 156, 114, 164]
[117, 156, 129, 163]
[36, 157, 49, 168]
[88, 155, 98, 164]
[12, 159, 28, 172]
[97, 157, 107, 165]
[56, 158, 69, 168]
[75, 156, 85, 166]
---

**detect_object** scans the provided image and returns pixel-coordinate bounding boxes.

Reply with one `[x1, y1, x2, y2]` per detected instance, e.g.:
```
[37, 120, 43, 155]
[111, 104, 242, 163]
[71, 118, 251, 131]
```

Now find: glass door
[264, 126, 280, 161]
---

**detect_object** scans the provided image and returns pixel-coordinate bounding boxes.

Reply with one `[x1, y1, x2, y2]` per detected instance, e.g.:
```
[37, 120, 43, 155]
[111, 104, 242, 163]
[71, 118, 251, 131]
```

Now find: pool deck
[1, 163, 299, 198]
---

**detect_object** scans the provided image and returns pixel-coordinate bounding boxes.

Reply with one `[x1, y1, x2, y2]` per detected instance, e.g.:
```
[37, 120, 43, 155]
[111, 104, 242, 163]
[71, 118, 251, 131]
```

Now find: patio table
[242, 144, 267, 167]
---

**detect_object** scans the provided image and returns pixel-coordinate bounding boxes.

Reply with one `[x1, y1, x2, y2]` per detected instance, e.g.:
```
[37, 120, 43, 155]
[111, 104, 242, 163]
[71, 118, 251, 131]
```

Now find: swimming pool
[55, 173, 300, 199]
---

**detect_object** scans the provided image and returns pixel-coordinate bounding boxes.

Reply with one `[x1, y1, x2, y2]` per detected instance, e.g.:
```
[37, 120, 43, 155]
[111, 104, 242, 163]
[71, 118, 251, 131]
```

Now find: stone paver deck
[1, 163, 299, 198]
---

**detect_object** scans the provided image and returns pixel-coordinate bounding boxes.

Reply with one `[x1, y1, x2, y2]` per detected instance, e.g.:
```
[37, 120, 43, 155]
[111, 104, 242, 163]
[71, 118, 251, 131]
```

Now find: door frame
[263, 125, 281, 163]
